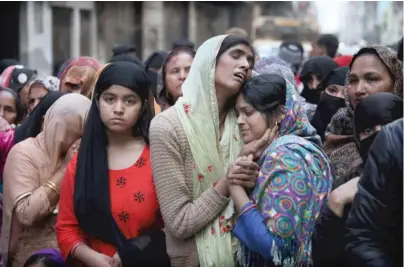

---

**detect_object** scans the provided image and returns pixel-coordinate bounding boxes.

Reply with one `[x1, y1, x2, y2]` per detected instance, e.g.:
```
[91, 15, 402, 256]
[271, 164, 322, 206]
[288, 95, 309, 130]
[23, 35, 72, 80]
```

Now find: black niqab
[353, 92, 403, 162]
[74, 61, 152, 248]
[300, 56, 338, 104]
[317, 66, 349, 92]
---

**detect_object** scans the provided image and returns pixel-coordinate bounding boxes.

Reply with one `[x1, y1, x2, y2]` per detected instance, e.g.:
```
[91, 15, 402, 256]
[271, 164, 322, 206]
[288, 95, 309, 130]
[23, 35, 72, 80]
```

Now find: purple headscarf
[26, 249, 66, 267]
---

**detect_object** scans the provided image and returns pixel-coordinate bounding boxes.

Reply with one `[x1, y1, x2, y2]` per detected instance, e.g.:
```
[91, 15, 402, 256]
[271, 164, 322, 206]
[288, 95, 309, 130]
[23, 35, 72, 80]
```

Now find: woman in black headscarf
[144, 51, 169, 98]
[313, 92, 403, 267]
[300, 56, 338, 104]
[56, 61, 170, 267]
[311, 66, 349, 141]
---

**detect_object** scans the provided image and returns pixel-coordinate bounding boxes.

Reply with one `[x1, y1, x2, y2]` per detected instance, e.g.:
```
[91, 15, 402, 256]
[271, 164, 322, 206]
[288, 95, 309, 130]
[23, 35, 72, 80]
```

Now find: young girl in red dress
[56, 61, 170, 267]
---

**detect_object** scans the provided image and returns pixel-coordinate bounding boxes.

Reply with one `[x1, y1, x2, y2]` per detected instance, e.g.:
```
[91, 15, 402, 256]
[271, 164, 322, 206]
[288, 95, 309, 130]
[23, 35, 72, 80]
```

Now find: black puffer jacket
[345, 118, 403, 267]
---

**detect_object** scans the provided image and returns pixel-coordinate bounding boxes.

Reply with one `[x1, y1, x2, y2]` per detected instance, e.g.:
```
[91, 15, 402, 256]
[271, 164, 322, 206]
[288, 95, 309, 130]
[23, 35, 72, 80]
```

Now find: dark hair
[14, 91, 64, 143]
[317, 34, 339, 58]
[397, 38, 403, 62]
[109, 54, 144, 69]
[23, 255, 62, 267]
[161, 47, 196, 106]
[242, 74, 287, 117]
[216, 35, 255, 64]
[172, 39, 195, 50]
[0, 86, 25, 124]
[93, 62, 152, 142]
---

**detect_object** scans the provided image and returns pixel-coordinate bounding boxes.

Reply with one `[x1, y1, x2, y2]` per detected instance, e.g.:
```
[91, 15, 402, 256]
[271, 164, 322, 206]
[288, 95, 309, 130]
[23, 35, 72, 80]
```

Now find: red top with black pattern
[56, 146, 163, 258]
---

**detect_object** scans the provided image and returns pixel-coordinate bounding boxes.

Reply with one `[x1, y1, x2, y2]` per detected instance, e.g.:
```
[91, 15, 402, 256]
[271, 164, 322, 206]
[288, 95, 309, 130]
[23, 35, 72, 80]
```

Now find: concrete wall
[19, 2, 53, 75]
[20, 1, 97, 75]
[96, 2, 138, 62]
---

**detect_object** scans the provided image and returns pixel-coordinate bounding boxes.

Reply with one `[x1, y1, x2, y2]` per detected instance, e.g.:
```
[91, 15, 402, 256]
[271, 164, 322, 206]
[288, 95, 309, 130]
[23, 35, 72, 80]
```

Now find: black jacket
[345, 119, 403, 267]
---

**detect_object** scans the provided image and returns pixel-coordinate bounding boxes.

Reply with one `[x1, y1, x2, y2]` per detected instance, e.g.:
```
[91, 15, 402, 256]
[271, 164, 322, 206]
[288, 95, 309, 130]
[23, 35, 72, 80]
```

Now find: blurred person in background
[27, 76, 60, 114]
[172, 39, 195, 50]
[156, 47, 195, 111]
[334, 55, 353, 67]
[278, 41, 304, 76]
[325, 46, 403, 181]
[0, 87, 24, 127]
[112, 44, 138, 59]
[109, 54, 144, 68]
[59, 57, 101, 99]
[300, 56, 338, 105]
[0, 66, 37, 111]
[144, 51, 168, 98]
[0, 59, 19, 76]
[310, 34, 339, 58]
[226, 27, 248, 39]
[253, 56, 317, 120]
[311, 66, 349, 141]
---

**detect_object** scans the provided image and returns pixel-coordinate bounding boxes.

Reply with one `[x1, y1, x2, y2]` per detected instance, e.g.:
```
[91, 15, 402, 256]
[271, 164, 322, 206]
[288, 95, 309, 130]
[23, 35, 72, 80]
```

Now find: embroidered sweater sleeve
[150, 113, 229, 240]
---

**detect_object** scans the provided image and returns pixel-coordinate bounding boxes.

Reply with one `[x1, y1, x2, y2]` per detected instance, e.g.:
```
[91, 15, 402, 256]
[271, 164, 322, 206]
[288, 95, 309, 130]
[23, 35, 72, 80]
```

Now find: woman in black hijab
[300, 56, 338, 104]
[56, 61, 170, 267]
[311, 66, 349, 141]
[313, 92, 403, 267]
[144, 51, 169, 98]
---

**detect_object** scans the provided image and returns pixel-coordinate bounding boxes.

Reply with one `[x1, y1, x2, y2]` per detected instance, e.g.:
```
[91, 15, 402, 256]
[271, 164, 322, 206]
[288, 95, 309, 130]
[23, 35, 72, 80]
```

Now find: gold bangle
[45, 181, 60, 195]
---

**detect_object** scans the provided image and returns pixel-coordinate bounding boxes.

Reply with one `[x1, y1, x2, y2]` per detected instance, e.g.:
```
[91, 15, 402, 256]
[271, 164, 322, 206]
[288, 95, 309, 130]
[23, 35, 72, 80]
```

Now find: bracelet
[45, 181, 60, 195]
[238, 204, 257, 218]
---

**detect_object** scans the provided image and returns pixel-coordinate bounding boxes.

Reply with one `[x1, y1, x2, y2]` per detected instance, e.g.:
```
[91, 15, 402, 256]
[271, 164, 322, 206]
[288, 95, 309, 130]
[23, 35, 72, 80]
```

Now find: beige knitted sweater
[150, 107, 230, 267]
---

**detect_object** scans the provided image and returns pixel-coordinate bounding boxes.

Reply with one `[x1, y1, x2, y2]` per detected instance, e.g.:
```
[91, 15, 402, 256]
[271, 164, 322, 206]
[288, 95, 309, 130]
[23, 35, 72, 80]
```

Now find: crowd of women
[0, 31, 401, 267]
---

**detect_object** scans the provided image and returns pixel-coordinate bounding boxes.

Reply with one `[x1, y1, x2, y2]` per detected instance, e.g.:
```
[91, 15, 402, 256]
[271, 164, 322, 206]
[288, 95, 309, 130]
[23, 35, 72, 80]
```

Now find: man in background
[310, 34, 339, 58]
[278, 41, 304, 75]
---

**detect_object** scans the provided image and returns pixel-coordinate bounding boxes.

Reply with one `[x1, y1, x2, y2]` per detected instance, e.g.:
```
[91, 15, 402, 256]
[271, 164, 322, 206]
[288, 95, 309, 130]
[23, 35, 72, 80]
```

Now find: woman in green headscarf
[150, 35, 260, 267]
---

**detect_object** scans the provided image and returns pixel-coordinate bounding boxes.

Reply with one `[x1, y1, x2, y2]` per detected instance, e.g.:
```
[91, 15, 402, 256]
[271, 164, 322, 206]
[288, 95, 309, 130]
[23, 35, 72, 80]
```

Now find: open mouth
[234, 73, 245, 82]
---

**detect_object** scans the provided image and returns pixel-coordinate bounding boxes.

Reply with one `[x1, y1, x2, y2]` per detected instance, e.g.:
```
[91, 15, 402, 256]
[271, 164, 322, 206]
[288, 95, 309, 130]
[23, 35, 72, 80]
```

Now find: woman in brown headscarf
[324, 46, 403, 180]
[1, 94, 91, 267]
[59, 57, 101, 99]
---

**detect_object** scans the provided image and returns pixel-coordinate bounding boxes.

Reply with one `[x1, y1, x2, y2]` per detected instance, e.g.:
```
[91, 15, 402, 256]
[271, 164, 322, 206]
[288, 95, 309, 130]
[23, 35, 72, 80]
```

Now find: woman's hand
[62, 139, 81, 167]
[239, 125, 279, 160]
[87, 252, 114, 267]
[111, 253, 122, 267]
[227, 154, 259, 189]
[328, 177, 360, 217]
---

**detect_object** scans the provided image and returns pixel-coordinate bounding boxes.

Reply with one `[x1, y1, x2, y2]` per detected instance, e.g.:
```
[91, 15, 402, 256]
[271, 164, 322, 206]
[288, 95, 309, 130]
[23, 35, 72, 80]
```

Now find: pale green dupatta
[174, 35, 242, 267]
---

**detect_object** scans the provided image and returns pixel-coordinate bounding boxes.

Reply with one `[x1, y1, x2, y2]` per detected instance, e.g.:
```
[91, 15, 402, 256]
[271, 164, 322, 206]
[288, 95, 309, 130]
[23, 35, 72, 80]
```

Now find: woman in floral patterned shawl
[231, 73, 333, 267]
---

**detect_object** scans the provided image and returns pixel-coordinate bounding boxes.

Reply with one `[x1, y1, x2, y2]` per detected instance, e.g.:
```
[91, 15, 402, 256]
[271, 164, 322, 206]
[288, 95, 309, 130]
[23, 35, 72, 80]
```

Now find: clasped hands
[227, 126, 279, 190]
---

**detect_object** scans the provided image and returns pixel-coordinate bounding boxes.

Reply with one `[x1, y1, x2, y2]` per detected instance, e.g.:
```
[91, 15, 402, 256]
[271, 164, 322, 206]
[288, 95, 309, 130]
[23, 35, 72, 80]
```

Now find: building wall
[20, 1, 97, 75]
[96, 2, 138, 62]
